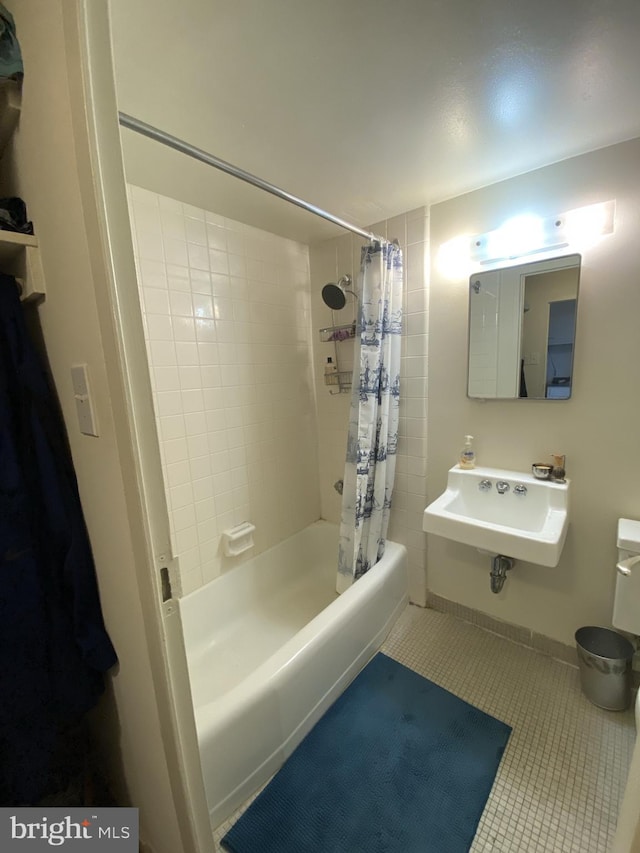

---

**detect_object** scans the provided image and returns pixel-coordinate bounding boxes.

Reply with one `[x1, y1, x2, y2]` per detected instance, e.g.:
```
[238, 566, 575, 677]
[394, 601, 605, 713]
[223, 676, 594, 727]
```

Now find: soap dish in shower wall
[221, 522, 256, 557]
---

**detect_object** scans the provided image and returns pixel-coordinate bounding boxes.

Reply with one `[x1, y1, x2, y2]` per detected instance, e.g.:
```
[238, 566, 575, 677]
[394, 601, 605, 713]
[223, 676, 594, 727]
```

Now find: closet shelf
[0, 230, 37, 261]
[0, 232, 46, 303]
[0, 80, 46, 304]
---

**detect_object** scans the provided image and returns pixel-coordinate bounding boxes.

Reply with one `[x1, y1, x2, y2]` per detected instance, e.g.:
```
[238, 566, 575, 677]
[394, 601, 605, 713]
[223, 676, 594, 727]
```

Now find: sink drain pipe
[490, 555, 514, 593]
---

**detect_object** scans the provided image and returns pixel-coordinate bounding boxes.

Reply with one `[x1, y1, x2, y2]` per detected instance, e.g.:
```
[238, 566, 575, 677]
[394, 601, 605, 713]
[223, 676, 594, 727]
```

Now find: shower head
[322, 275, 354, 310]
[322, 283, 348, 310]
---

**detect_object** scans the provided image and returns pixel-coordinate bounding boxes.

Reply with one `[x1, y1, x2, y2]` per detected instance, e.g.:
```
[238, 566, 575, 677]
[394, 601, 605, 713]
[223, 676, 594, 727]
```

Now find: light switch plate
[71, 363, 99, 437]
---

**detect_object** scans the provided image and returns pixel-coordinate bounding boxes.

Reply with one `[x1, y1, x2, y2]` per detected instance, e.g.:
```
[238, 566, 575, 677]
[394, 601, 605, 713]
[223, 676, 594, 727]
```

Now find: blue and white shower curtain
[337, 240, 403, 594]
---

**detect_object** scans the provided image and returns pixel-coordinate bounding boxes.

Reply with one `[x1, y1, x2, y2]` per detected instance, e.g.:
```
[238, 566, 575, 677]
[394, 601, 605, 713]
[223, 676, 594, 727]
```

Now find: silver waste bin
[575, 626, 634, 711]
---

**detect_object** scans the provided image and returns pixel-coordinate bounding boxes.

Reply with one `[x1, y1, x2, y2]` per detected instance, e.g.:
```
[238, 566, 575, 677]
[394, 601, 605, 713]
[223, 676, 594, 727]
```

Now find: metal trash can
[575, 626, 634, 711]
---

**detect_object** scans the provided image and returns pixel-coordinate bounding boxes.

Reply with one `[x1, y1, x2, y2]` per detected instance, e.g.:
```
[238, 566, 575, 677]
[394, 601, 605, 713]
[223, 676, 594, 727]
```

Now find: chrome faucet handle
[478, 479, 492, 492]
[513, 483, 528, 496]
[496, 481, 510, 494]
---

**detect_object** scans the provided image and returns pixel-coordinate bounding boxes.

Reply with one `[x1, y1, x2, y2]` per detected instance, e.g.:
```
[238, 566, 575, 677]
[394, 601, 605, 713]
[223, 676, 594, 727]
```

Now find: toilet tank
[613, 518, 640, 634]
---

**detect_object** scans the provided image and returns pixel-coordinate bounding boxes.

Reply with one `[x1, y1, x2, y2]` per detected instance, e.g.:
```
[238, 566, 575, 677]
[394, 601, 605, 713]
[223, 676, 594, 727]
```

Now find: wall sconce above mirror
[467, 254, 580, 400]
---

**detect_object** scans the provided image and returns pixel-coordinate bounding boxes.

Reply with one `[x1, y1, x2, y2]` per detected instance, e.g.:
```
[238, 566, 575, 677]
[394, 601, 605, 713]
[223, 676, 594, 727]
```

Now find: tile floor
[214, 604, 636, 852]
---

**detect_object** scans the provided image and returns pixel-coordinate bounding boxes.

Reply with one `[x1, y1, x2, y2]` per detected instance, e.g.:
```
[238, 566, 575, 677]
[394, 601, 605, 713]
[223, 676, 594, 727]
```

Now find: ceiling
[109, 0, 640, 244]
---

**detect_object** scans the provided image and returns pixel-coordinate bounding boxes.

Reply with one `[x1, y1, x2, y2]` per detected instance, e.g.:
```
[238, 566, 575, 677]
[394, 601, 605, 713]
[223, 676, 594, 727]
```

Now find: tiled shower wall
[310, 209, 429, 604]
[127, 184, 320, 595]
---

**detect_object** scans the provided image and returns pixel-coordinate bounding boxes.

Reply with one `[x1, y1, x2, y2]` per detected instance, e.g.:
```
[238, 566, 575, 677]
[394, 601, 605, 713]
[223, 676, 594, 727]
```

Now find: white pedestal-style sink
[423, 466, 569, 567]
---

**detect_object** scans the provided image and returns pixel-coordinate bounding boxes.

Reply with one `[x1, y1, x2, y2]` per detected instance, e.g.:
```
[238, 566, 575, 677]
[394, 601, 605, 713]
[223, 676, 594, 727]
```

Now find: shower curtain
[337, 240, 403, 594]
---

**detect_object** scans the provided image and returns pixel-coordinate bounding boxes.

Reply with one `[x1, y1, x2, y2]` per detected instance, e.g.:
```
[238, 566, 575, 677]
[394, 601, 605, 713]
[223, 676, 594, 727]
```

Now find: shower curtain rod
[118, 113, 382, 242]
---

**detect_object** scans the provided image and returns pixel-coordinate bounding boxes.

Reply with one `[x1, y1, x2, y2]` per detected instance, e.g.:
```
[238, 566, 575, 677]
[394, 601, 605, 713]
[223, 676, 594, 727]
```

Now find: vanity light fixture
[470, 200, 615, 265]
[437, 200, 615, 278]
[482, 214, 547, 263]
[562, 201, 615, 249]
[435, 234, 473, 280]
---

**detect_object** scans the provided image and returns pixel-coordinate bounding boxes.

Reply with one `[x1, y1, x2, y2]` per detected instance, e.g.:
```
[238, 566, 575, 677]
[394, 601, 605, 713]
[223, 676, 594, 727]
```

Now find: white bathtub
[179, 520, 408, 828]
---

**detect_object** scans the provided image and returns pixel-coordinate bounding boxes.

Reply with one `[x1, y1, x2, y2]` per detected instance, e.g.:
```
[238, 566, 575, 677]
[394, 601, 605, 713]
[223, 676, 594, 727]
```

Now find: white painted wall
[427, 137, 640, 646]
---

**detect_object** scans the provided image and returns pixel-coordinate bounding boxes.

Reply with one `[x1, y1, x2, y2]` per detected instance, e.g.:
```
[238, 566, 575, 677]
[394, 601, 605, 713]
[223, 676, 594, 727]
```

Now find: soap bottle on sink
[459, 435, 476, 469]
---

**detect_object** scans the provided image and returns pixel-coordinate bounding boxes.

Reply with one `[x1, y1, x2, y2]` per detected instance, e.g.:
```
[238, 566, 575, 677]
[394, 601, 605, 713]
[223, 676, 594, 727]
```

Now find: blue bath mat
[221, 652, 511, 853]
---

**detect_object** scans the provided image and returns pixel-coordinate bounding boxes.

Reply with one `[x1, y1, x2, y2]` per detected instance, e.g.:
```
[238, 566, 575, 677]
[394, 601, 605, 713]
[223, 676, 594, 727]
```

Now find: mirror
[467, 254, 580, 399]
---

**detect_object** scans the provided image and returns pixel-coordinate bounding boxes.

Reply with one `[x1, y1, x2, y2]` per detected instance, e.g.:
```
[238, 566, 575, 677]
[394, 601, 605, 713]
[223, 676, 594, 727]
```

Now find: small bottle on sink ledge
[551, 453, 566, 482]
[458, 435, 476, 469]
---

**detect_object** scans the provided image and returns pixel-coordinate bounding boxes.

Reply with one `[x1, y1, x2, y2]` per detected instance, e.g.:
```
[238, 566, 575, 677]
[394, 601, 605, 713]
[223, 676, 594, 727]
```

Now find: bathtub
[179, 520, 408, 828]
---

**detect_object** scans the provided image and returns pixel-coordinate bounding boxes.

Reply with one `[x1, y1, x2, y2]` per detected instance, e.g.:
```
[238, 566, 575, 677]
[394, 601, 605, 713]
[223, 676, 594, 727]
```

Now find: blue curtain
[337, 241, 403, 593]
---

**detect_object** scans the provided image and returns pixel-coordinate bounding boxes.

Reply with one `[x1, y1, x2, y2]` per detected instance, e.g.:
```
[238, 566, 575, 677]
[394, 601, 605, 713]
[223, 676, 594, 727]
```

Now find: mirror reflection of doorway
[545, 298, 577, 398]
[519, 264, 579, 399]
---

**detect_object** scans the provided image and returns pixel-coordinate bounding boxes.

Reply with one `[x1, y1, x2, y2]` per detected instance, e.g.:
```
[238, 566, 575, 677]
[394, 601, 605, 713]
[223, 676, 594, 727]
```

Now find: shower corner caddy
[0, 80, 46, 304]
[319, 322, 356, 394]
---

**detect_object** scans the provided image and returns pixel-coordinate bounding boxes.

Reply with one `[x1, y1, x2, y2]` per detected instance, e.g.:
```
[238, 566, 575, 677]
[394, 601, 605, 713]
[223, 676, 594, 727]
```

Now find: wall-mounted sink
[423, 466, 569, 567]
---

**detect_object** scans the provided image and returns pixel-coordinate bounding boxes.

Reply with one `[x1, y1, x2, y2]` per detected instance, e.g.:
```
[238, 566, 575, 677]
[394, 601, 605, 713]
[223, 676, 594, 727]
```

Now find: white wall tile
[170, 483, 195, 510]
[183, 203, 205, 220]
[167, 266, 191, 292]
[156, 391, 183, 417]
[188, 242, 210, 271]
[139, 258, 168, 290]
[192, 476, 214, 502]
[164, 238, 189, 267]
[144, 288, 170, 315]
[146, 314, 173, 341]
[173, 316, 196, 342]
[185, 217, 207, 246]
[175, 527, 199, 554]
[173, 504, 196, 532]
[166, 461, 192, 488]
[187, 434, 209, 459]
[160, 210, 186, 241]
[149, 341, 177, 367]
[129, 184, 319, 593]
[175, 342, 199, 366]
[169, 291, 193, 317]
[164, 438, 189, 465]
